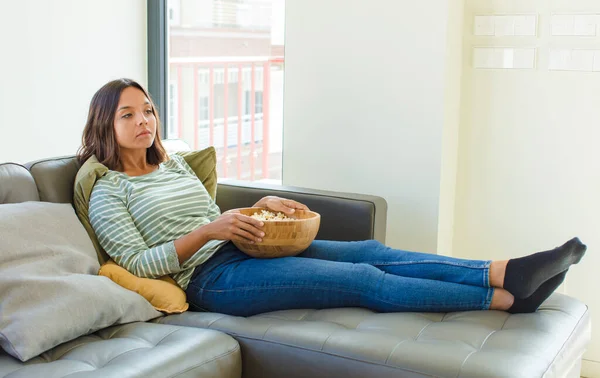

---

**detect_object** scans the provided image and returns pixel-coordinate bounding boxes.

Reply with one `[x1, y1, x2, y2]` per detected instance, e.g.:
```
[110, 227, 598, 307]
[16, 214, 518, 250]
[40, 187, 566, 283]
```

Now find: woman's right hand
[204, 211, 265, 243]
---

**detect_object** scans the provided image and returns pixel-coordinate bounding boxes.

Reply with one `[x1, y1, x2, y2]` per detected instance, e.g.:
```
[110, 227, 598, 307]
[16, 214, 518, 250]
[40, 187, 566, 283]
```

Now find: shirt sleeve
[89, 182, 182, 278]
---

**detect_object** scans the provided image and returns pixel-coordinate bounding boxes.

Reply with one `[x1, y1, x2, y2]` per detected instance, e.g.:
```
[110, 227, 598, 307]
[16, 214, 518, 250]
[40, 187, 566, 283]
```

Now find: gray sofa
[0, 155, 591, 378]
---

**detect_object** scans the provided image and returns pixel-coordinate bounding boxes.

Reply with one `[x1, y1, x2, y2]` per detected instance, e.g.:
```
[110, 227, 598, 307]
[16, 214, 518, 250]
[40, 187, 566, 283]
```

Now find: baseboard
[582, 359, 600, 378]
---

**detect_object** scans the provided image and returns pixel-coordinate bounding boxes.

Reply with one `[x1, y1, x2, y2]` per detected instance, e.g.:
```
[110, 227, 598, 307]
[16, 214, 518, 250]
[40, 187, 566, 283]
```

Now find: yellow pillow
[72, 146, 217, 313]
[98, 261, 189, 314]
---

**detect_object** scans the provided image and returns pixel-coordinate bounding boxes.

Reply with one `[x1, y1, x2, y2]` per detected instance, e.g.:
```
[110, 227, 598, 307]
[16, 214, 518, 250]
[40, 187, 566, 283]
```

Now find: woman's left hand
[253, 196, 309, 215]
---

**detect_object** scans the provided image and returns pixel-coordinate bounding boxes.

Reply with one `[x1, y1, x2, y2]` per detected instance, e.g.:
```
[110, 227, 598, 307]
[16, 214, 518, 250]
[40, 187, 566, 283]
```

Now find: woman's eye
[145, 109, 153, 114]
[122, 113, 132, 119]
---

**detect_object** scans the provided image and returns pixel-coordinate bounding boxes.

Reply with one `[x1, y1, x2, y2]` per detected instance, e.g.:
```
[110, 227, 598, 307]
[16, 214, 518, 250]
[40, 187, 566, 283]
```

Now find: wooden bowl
[232, 207, 321, 258]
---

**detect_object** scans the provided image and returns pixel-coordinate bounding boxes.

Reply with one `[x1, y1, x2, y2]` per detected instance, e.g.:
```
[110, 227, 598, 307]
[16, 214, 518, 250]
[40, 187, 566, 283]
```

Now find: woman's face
[113, 87, 157, 150]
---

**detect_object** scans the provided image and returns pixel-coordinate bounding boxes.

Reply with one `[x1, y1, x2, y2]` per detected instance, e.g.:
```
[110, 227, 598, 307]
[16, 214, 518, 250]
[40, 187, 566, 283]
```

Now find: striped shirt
[89, 154, 227, 290]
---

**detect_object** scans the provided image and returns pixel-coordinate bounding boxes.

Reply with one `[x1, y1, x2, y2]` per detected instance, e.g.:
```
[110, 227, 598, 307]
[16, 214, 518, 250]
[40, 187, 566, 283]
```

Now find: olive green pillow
[73, 146, 217, 264]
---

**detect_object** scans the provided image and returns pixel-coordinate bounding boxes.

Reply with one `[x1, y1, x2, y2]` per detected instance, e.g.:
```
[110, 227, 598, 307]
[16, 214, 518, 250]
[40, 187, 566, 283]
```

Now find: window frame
[147, 0, 169, 138]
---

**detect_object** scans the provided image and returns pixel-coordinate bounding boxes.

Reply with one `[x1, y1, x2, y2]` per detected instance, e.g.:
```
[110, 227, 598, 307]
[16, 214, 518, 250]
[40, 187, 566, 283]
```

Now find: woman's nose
[136, 112, 148, 125]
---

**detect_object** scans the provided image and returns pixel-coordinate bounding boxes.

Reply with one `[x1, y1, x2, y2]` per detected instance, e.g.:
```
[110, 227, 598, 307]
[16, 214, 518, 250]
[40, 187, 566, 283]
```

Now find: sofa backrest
[27, 156, 81, 204]
[0, 157, 80, 206]
[1, 148, 387, 243]
[0, 163, 41, 204]
[1, 140, 189, 206]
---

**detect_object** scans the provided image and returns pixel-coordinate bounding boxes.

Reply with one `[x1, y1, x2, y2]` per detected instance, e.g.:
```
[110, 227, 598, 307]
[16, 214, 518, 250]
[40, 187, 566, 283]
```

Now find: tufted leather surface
[0, 322, 241, 378]
[158, 293, 590, 378]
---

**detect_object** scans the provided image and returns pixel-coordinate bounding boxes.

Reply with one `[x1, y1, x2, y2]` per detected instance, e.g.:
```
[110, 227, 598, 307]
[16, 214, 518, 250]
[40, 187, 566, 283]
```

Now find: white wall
[454, 0, 600, 375]
[437, 0, 465, 256]
[283, 0, 454, 252]
[0, 0, 148, 164]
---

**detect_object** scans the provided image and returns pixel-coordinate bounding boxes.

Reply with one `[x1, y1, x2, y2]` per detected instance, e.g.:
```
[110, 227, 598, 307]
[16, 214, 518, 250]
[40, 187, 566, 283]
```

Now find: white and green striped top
[89, 154, 227, 290]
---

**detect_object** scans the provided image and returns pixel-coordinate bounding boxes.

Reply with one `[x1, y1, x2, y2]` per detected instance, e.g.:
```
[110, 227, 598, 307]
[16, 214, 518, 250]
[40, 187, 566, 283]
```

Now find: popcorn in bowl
[250, 209, 295, 221]
[234, 207, 321, 258]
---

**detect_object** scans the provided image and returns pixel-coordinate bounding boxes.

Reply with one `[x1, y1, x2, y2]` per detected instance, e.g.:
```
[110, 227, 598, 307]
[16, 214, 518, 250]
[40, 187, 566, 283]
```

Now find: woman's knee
[360, 239, 385, 250]
[352, 263, 387, 290]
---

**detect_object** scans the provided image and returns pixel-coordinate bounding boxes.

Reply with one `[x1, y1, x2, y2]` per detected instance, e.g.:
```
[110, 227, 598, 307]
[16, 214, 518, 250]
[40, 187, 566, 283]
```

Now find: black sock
[508, 270, 568, 313]
[503, 237, 586, 299]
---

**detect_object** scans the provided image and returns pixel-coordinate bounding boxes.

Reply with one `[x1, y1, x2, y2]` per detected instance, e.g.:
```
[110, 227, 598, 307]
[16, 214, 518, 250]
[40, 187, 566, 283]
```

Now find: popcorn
[250, 209, 294, 221]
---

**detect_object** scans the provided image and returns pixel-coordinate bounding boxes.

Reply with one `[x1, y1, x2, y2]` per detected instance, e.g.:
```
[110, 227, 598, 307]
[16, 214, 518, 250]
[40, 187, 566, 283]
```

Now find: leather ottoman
[158, 293, 590, 378]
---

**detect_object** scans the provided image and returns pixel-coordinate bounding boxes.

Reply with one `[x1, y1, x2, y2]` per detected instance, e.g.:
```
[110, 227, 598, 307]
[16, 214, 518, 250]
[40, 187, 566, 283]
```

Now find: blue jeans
[185, 240, 494, 316]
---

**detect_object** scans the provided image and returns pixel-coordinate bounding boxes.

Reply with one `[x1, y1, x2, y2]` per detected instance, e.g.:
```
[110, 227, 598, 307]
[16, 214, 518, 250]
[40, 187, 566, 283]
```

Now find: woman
[79, 78, 587, 317]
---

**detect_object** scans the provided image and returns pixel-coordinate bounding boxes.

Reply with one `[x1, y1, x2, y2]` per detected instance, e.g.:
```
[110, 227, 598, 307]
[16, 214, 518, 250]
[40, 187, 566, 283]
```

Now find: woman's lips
[137, 131, 152, 137]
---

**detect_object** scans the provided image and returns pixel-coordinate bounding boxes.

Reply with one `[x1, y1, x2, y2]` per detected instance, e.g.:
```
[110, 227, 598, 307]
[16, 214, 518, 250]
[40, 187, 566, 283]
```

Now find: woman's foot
[508, 270, 568, 313]
[503, 237, 586, 298]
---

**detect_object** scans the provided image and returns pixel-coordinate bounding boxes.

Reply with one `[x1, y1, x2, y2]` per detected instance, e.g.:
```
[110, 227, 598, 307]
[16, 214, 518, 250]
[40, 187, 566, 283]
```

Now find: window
[153, 0, 285, 182]
[255, 91, 263, 114]
[244, 91, 251, 116]
[199, 96, 209, 122]
[167, 0, 180, 26]
[167, 82, 178, 138]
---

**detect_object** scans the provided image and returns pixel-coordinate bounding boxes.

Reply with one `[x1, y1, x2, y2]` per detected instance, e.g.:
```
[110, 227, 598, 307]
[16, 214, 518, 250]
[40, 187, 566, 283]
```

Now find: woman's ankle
[489, 260, 509, 288]
[490, 288, 514, 310]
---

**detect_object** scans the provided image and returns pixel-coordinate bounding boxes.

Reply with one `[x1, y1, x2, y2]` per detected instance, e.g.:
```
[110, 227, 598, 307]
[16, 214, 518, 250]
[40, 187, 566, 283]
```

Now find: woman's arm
[173, 196, 312, 263]
[178, 196, 307, 263]
[91, 188, 266, 269]
[90, 189, 182, 278]
[173, 211, 265, 263]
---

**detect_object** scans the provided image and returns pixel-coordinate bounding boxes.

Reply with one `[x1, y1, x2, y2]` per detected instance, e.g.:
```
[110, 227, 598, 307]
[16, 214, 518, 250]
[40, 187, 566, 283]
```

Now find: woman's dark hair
[77, 78, 167, 169]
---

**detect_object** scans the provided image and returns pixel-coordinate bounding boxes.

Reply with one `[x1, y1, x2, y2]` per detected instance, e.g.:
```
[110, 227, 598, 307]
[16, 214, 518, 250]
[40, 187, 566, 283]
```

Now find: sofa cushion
[156, 293, 590, 378]
[0, 202, 161, 362]
[73, 155, 109, 263]
[0, 322, 242, 378]
[27, 156, 81, 203]
[0, 163, 39, 203]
